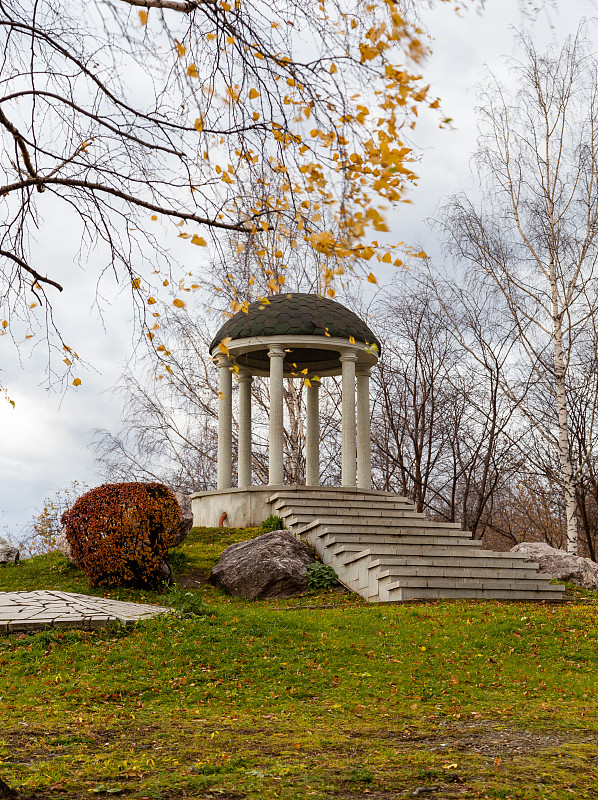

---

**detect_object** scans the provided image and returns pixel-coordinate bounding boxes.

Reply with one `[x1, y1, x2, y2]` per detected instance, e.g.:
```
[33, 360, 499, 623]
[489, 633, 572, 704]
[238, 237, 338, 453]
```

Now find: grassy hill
[1, 526, 598, 800]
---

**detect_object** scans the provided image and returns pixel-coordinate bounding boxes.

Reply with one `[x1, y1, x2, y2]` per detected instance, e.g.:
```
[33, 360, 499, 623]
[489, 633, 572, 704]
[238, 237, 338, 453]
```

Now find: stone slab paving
[0, 591, 172, 633]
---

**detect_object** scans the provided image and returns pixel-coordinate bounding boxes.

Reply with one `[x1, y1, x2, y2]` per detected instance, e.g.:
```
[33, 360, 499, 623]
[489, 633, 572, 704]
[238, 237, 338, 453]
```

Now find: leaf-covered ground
[1, 527, 597, 800]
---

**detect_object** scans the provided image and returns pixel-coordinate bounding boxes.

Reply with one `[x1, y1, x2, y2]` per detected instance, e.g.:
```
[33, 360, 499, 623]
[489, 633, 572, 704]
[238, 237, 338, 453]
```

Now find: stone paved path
[0, 591, 172, 633]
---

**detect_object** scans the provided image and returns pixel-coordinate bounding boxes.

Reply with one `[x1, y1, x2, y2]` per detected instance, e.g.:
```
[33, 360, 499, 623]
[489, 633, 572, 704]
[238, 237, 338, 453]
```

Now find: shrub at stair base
[61, 483, 182, 588]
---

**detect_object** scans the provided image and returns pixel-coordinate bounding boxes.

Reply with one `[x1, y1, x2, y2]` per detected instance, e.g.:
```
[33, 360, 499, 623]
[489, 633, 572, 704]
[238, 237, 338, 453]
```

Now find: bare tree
[370, 279, 523, 539]
[439, 28, 598, 554]
[371, 290, 459, 511]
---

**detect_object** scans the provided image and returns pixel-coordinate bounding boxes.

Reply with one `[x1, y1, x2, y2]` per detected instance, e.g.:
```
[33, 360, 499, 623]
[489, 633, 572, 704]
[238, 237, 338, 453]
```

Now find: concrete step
[293, 519, 469, 540]
[328, 542, 487, 557]
[312, 520, 467, 535]
[286, 513, 465, 531]
[271, 497, 416, 513]
[374, 586, 565, 602]
[381, 576, 563, 592]
[321, 533, 482, 548]
[378, 565, 546, 580]
[367, 554, 536, 569]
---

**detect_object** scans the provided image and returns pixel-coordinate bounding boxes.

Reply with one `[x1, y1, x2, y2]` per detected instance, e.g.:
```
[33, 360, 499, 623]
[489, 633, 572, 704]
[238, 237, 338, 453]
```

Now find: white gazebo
[191, 293, 380, 528]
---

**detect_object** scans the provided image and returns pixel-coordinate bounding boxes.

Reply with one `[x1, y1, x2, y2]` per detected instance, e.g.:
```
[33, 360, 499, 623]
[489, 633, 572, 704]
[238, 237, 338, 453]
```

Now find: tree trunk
[552, 306, 578, 553]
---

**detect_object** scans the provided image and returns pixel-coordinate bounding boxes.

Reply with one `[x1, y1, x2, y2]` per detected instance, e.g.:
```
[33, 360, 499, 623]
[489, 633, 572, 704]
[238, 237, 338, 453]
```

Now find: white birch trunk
[552, 293, 578, 554]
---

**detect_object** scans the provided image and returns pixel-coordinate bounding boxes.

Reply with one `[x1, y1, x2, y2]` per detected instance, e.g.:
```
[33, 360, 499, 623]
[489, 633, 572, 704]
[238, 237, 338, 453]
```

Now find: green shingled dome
[210, 293, 381, 354]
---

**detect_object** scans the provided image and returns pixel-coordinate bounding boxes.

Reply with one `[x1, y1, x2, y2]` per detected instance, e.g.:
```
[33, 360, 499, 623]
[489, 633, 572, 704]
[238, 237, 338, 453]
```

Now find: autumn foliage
[61, 483, 182, 588]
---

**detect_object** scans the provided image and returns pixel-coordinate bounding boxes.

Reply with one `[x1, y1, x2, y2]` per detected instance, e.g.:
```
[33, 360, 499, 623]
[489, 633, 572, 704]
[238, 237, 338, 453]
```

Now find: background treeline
[91, 270, 598, 561]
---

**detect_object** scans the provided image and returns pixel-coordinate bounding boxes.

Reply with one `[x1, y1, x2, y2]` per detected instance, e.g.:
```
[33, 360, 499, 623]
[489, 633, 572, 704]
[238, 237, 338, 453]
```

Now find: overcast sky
[1, 0, 596, 542]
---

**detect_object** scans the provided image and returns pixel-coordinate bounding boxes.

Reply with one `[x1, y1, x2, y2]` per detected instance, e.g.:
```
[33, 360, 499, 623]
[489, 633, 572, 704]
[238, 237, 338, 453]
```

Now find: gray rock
[0, 537, 19, 565]
[168, 492, 193, 547]
[511, 541, 598, 590]
[56, 531, 77, 564]
[173, 491, 192, 519]
[210, 530, 315, 599]
[167, 516, 192, 548]
[158, 561, 173, 585]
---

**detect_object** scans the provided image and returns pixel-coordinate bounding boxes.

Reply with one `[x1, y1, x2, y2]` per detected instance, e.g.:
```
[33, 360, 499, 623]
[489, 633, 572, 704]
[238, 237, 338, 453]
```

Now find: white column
[356, 366, 372, 490]
[237, 371, 253, 488]
[340, 349, 358, 487]
[216, 354, 233, 490]
[268, 345, 286, 485]
[305, 378, 320, 486]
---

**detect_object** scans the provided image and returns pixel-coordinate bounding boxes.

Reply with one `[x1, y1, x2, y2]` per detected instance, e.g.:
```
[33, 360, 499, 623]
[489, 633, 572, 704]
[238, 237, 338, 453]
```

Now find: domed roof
[210, 293, 381, 354]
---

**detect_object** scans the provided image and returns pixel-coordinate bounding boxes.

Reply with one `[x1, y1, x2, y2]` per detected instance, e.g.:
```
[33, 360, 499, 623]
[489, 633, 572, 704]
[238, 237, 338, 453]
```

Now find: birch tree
[439, 29, 598, 554]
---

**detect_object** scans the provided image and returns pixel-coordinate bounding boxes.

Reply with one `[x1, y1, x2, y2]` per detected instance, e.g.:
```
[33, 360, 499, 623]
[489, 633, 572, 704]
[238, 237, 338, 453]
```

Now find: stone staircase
[268, 487, 564, 603]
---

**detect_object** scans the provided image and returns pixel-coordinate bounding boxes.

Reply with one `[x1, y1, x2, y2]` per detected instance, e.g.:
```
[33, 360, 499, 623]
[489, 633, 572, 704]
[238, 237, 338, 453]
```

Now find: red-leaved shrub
[61, 482, 182, 588]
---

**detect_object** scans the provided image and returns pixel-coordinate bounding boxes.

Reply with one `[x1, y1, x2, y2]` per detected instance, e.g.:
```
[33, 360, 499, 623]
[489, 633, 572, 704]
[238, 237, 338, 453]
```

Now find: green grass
[1, 527, 598, 799]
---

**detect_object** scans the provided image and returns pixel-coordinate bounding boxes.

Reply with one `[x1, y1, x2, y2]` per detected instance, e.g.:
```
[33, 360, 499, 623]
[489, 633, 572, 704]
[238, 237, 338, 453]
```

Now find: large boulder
[511, 542, 598, 590]
[211, 530, 315, 599]
[0, 537, 19, 564]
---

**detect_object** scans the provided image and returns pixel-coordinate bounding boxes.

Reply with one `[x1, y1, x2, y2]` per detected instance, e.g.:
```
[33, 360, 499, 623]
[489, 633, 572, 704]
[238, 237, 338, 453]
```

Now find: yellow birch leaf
[367, 272, 378, 284]
[219, 336, 233, 355]
[191, 235, 207, 246]
[187, 64, 199, 78]
[147, 297, 157, 305]
[132, 277, 141, 289]
[194, 117, 204, 132]
[412, 250, 428, 258]
[330, 63, 337, 74]
[382, 252, 392, 263]
[249, 88, 259, 99]
[151, 215, 157, 221]
[175, 40, 186, 57]
[138, 10, 148, 26]
[173, 298, 186, 308]
[72, 378, 81, 387]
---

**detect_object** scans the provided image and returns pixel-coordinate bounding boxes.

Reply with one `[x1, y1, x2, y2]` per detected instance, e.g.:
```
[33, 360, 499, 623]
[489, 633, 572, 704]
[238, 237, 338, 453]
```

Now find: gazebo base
[190, 485, 394, 529]
[191, 485, 284, 528]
